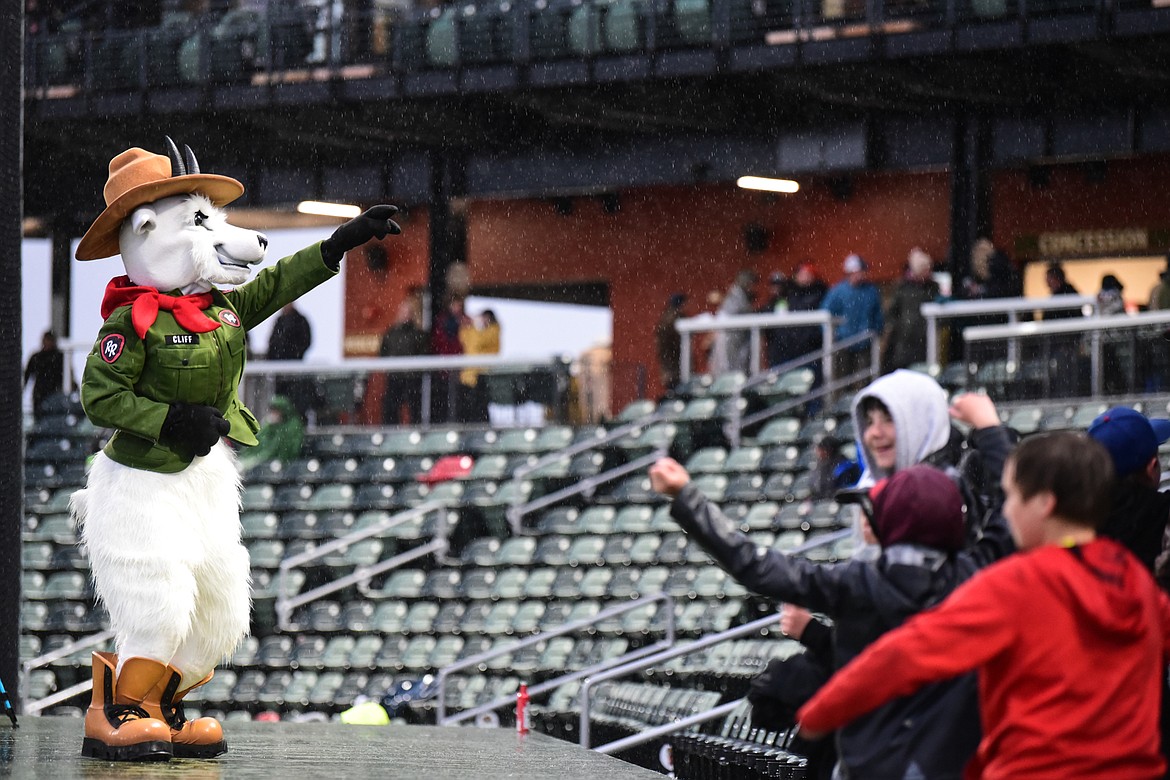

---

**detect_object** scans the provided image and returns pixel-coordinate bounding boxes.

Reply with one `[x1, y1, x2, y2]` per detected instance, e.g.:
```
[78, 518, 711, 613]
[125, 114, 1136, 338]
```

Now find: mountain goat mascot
[70, 138, 400, 761]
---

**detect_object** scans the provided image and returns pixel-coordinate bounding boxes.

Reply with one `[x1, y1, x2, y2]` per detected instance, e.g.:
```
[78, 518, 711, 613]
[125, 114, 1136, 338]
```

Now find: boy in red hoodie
[797, 431, 1170, 779]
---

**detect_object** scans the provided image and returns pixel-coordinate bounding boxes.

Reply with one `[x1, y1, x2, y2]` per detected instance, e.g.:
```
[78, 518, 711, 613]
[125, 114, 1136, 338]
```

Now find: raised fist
[320, 205, 402, 269]
[160, 402, 231, 459]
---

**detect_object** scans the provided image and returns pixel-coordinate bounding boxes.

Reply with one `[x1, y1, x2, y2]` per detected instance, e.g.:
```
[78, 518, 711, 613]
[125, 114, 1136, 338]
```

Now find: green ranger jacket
[81, 242, 336, 474]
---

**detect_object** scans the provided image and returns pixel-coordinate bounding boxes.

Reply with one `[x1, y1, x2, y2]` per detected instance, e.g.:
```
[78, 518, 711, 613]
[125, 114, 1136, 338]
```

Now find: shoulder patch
[99, 333, 126, 364]
[219, 310, 241, 328]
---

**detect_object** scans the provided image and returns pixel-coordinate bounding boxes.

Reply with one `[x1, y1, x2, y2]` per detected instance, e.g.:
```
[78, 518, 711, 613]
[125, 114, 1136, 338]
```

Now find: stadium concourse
[17, 366, 1170, 775]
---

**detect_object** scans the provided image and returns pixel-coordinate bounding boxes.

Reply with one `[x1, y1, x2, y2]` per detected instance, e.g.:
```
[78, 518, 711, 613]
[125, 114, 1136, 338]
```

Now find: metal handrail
[275, 499, 451, 630]
[436, 592, 677, 725]
[675, 310, 836, 383]
[727, 329, 879, 448]
[578, 527, 851, 748]
[921, 293, 1097, 372]
[243, 353, 569, 427]
[512, 412, 668, 483]
[506, 448, 667, 534]
[962, 309, 1170, 399]
[595, 698, 744, 755]
[579, 613, 783, 748]
[21, 629, 116, 714]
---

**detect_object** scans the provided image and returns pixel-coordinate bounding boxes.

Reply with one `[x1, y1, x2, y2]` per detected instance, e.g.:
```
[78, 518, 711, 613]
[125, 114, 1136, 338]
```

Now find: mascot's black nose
[257, 234, 269, 251]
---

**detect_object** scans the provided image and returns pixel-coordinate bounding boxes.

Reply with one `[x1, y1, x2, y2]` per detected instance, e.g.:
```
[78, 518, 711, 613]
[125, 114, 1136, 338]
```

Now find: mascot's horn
[165, 136, 187, 177]
[184, 145, 200, 175]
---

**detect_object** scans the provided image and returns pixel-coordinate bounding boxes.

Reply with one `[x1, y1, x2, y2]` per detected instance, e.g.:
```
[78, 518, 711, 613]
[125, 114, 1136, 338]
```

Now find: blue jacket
[821, 280, 883, 351]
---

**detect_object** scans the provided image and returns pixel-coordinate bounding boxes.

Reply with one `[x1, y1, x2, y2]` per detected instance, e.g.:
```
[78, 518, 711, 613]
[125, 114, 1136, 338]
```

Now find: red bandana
[100, 276, 222, 340]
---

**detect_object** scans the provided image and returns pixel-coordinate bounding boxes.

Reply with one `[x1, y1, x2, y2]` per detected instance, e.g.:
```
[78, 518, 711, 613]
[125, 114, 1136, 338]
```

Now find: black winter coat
[669, 425, 1016, 780]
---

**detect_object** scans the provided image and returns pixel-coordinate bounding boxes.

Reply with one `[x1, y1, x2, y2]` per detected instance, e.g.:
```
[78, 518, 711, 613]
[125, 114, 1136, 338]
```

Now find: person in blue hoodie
[820, 254, 883, 391]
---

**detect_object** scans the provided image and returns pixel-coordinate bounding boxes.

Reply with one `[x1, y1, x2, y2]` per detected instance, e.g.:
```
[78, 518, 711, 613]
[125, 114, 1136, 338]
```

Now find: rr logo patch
[100, 333, 125, 364]
[219, 310, 241, 328]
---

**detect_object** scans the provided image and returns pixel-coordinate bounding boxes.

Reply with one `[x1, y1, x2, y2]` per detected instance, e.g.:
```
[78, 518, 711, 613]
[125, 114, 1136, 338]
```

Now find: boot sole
[81, 738, 173, 761]
[173, 740, 227, 759]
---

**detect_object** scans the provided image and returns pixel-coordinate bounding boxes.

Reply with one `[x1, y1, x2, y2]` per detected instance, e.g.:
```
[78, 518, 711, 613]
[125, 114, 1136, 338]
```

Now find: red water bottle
[516, 683, 530, 734]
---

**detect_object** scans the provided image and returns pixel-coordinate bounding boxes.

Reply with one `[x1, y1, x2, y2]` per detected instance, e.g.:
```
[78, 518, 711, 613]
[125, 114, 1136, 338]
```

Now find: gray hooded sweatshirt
[850, 369, 953, 487]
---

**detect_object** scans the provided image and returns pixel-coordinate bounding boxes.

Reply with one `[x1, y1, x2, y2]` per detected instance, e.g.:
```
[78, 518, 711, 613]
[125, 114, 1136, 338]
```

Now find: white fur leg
[170, 537, 252, 688]
[72, 443, 250, 676]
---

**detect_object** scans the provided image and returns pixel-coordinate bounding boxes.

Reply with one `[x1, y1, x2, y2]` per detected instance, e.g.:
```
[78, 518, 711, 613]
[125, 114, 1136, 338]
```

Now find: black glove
[320, 205, 402, 270]
[160, 403, 231, 459]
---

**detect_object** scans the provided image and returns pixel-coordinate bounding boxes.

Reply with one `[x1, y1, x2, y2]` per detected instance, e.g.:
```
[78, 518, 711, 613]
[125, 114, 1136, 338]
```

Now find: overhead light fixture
[736, 176, 800, 194]
[297, 200, 362, 219]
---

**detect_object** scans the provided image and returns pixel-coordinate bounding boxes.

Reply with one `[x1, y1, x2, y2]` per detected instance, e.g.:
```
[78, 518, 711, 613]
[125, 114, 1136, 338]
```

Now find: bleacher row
[18, 375, 1162, 753]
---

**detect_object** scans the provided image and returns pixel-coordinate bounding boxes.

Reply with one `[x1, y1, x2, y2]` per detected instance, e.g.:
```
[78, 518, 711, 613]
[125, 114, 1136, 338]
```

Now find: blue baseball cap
[1086, 407, 1170, 477]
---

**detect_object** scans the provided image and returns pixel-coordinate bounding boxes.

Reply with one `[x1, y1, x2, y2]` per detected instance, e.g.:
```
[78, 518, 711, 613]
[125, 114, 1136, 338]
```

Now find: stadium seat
[340, 600, 377, 633]
[460, 602, 493, 636]
[305, 484, 356, 512]
[522, 568, 557, 599]
[20, 601, 48, 632]
[22, 570, 46, 601]
[372, 569, 426, 600]
[191, 670, 237, 705]
[674, 0, 712, 43]
[762, 472, 798, 502]
[483, 601, 520, 635]
[551, 568, 585, 599]
[241, 484, 276, 512]
[685, 447, 728, 475]
[616, 399, 656, 424]
[574, 505, 615, 535]
[724, 473, 766, 503]
[465, 454, 509, 482]
[42, 570, 89, 601]
[538, 506, 581, 535]
[535, 535, 572, 566]
[461, 568, 500, 600]
[611, 505, 653, 534]
[1070, 402, 1109, 429]
[402, 636, 439, 673]
[566, 535, 606, 566]
[490, 567, 529, 599]
[241, 511, 280, 540]
[600, 474, 659, 504]
[420, 429, 464, 456]
[691, 474, 728, 501]
[461, 536, 502, 567]
[24, 513, 77, 545]
[616, 422, 678, 456]
[403, 602, 440, 635]
[256, 635, 296, 669]
[753, 417, 802, 447]
[348, 635, 384, 669]
[247, 540, 285, 570]
[601, 534, 634, 565]
[496, 537, 537, 566]
[433, 602, 468, 635]
[375, 637, 411, 669]
[774, 529, 806, 551]
[567, 452, 606, 482]
[579, 567, 614, 598]
[353, 483, 400, 511]
[628, 534, 663, 565]
[425, 6, 458, 67]
[428, 635, 465, 668]
[423, 569, 463, 600]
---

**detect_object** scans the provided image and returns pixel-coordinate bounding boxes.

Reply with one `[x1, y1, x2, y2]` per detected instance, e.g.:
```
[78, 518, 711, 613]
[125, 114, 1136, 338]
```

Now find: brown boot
[143, 666, 227, 759]
[82, 652, 173, 761]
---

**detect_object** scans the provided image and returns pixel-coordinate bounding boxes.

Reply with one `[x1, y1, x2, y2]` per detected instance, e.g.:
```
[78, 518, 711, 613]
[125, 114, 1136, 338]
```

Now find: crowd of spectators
[659, 239, 1170, 399]
[650, 363, 1170, 777]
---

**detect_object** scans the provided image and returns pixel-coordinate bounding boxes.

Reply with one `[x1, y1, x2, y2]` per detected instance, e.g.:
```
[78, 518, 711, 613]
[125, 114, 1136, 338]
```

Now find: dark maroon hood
[871, 464, 965, 552]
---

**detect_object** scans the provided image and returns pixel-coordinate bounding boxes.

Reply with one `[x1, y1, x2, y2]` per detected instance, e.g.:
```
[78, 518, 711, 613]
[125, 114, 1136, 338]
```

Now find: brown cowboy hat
[75, 140, 244, 261]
